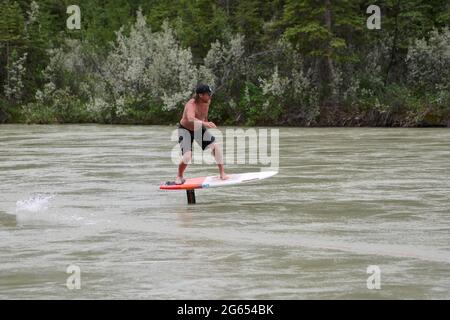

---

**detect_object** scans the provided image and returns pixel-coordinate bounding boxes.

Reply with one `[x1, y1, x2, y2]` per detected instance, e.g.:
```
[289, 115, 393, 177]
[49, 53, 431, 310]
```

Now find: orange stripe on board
[160, 177, 206, 190]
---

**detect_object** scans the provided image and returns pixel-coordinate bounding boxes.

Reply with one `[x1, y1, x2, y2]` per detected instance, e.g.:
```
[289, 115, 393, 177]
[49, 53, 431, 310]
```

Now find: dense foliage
[0, 0, 449, 126]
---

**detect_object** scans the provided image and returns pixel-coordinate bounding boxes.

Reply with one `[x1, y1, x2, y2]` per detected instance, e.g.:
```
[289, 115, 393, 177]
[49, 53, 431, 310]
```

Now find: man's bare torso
[180, 98, 209, 131]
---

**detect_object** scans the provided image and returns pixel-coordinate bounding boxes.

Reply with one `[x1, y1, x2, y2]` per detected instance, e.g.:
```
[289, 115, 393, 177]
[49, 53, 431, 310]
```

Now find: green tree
[81, 0, 133, 47]
[147, 0, 231, 61]
[372, 0, 450, 85]
[278, 0, 364, 103]
[0, 0, 25, 95]
[232, 0, 266, 51]
[179, 0, 231, 61]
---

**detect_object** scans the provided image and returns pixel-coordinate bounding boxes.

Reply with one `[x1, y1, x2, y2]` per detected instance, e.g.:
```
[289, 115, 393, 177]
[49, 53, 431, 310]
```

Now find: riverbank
[2, 104, 449, 127]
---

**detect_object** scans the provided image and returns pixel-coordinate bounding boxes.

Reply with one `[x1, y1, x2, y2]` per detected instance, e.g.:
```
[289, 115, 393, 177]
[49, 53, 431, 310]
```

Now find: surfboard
[160, 171, 278, 190]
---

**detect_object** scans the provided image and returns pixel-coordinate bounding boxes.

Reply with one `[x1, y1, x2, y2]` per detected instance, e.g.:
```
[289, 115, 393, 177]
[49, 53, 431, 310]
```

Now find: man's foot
[220, 173, 229, 180]
[175, 176, 185, 185]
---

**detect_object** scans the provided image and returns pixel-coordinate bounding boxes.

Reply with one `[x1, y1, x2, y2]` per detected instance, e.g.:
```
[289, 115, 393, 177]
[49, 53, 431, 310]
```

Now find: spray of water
[14, 194, 57, 225]
[16, 194, 55, 213]
[13, 194, 92, 226]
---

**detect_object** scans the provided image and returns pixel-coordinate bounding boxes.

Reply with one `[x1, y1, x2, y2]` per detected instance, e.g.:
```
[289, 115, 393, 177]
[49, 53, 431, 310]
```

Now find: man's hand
[204, 121, 217, 129]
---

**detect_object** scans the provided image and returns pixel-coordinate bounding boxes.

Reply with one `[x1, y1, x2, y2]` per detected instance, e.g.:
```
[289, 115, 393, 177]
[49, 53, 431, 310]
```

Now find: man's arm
[204, 105, 216, 128]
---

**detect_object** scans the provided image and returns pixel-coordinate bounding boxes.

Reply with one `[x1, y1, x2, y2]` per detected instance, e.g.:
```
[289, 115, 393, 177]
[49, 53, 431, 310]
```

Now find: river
[0, 124, 449, 299]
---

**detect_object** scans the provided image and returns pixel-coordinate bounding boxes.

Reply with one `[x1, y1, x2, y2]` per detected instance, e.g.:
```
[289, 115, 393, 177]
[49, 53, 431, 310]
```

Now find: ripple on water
[1, 126, 450, 299]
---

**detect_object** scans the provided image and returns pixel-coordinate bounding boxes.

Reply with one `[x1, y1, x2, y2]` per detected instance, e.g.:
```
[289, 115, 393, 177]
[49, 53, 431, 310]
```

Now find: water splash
[13, 194, 93, 226]
[14, 194, 57, 225]
[16, 194, 55, 213]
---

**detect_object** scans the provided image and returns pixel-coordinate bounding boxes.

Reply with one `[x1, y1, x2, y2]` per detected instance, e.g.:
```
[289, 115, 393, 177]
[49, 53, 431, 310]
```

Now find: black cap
[196, 84, 213, 95]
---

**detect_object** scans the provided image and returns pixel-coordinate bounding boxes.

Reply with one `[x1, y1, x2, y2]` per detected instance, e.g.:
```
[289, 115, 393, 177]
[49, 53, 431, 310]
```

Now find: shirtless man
[175, 84, 228, 184]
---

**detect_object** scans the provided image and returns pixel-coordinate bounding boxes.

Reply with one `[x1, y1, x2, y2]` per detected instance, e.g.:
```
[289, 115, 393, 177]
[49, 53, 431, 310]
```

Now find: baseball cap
[195, 84, 213, 95]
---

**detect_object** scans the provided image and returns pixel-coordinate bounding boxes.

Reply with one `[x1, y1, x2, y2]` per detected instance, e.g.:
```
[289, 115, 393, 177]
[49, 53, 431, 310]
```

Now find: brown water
[0, 124, 449, 299]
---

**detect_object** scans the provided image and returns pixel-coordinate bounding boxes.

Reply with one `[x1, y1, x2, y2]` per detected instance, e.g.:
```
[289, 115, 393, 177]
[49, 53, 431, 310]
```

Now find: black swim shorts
[178, 123, 216, 155]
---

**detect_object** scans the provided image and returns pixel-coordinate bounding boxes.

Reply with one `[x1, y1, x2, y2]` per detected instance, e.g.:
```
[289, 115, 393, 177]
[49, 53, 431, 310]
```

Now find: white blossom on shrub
[198, 65, 216, 89]
[4, 52, 27, 102]
[407, 28, 450, 92]
[35, 89, 44, 103]
[44, 40, 85, 80]
[259, 67, 289, 97]
[292, 67, 319, 107]
[102, 10, 198, 111]
[115, 96, 127, 117]
[255, 40, 320, 125]
[25, 1, 39, 29]
[87, 97, 110, 116]
[204, 34, 245, 89]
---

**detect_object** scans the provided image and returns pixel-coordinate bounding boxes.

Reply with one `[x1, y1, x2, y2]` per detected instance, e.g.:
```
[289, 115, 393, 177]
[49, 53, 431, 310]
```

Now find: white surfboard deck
[202, 171, 278, 188]
[160, 171, 278, 190]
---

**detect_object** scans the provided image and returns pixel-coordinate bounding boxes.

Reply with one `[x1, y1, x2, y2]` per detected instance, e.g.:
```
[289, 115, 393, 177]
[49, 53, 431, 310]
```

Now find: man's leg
[176, 126, 194, 184]
[176, 151, 192, 184]
[200, 127, 228, 180]
[209, 143, 228, 180]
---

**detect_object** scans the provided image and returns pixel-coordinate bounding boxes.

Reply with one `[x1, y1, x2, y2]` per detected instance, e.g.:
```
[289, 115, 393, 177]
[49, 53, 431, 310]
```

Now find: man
[175, 84, 228, 185]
